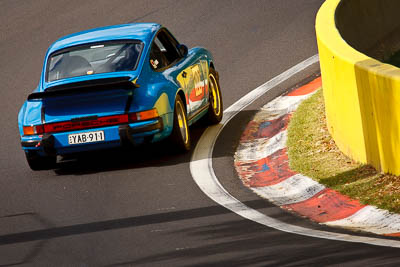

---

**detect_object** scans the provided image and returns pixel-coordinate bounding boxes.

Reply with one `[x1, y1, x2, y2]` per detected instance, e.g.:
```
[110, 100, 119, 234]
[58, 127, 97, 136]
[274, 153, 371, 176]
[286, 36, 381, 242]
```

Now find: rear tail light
[23, 108, 159, 135]
[128, 109, 159, 122]
[23, 125, 44, 135]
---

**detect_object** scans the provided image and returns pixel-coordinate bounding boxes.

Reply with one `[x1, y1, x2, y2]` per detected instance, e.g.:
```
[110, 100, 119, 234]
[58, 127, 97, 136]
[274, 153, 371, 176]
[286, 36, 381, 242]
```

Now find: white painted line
[190, 54, 400, 248]
[223, 55, 320, 119]
[251, 174, 326, 206]
[325, 206, 400, 235]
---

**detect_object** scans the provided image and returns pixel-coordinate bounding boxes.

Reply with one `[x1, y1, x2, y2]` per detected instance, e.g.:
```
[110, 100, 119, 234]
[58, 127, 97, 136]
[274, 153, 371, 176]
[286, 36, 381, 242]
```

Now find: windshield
[46, 41, 143, 82]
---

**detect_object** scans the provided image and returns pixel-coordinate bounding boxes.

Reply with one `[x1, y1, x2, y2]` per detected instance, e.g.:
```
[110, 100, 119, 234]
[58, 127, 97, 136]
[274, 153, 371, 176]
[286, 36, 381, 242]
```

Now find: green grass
[287, 89, 400, 213]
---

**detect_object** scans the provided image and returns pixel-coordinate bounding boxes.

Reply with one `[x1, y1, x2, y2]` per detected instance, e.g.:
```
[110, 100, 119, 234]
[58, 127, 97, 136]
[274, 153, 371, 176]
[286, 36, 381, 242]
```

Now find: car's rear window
[46, 41, 143, 82]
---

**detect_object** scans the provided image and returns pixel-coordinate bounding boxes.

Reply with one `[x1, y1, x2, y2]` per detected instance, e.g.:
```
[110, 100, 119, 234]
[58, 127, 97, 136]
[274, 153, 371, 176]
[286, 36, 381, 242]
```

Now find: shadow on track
[2, 200, 400, 266]
[105, 218, 400, 267]
[0, 200, 267, 246]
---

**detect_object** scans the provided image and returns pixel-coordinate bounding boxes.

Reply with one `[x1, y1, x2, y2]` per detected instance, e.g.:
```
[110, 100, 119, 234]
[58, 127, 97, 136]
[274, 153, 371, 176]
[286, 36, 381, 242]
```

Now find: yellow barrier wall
[316, 0, 400, 174]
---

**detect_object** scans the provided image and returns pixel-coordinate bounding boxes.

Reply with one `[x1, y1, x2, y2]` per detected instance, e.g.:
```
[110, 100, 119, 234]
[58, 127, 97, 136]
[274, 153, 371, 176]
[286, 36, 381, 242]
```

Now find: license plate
[68, 131, 105, 145]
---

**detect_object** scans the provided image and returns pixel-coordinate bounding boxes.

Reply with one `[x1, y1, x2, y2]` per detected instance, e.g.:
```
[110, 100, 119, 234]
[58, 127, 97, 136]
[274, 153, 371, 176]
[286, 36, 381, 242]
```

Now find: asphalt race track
[1, 0, 400, 266]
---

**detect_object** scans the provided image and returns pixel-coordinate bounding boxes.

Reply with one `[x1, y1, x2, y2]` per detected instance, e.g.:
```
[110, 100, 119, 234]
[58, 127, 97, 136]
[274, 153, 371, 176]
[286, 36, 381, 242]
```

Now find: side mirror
[178, 44, 188, 57]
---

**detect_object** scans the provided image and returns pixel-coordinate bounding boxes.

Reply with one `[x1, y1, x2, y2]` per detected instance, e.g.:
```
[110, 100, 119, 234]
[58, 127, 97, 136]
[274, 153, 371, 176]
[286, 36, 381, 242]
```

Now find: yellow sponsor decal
[154, 93, 171, 115]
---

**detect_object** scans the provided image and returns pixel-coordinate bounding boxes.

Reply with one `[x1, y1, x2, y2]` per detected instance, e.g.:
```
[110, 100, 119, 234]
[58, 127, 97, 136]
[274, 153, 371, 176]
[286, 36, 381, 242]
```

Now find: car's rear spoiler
[28, 76, 139, 100]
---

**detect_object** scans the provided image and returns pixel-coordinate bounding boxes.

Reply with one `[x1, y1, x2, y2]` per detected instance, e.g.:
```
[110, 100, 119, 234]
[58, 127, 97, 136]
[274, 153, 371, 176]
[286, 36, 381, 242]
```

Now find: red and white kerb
[234, 77, 400, 236]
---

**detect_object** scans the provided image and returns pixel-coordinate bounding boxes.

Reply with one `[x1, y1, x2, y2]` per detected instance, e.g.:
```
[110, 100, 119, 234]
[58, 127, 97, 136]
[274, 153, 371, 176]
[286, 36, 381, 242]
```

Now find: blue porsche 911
[18, 23, 223, 170]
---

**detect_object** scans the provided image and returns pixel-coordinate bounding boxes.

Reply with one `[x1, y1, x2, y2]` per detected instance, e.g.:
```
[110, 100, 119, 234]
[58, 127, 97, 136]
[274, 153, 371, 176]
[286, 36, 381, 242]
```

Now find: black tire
[207, 68, 223, 124]
[170, 95, 191, 152]
[25, 151, 56, 171]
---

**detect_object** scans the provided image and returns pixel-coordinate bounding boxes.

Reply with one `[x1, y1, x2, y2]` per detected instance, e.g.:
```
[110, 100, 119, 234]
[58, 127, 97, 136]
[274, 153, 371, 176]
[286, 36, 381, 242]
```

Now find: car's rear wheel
[25, 151, 56, 171]
[207, 68, 223, 124]
[171, 95, 191, 152]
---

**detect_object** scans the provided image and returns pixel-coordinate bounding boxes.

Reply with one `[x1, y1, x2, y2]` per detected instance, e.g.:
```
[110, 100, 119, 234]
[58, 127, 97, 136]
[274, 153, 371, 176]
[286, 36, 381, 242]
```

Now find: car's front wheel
[170, 95, 191, 152]
[25, 151, 56, 171]
[207, 68, 223, 124]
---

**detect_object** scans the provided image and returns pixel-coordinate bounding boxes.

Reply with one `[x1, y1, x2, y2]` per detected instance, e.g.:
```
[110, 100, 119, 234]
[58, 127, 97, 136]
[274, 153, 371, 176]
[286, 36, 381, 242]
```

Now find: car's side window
[149, 29, 181, 71]
[149, 38, 169, 70]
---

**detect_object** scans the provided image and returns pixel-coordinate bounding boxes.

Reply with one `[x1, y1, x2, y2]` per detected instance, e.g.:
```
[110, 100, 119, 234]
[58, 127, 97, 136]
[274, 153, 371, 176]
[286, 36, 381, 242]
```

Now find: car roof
[47, 23, 161, 54]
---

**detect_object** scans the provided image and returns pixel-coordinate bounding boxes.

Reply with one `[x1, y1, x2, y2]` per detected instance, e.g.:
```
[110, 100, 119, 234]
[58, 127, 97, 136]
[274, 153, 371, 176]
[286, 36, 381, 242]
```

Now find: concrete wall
[316, 0, 400, 174]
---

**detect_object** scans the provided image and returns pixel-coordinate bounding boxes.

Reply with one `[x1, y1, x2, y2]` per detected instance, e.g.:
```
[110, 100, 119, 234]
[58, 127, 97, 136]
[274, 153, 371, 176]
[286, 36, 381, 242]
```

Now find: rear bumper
[20, 118, 164, 156]
[118, 119, 163, 146]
